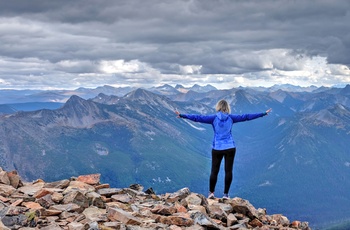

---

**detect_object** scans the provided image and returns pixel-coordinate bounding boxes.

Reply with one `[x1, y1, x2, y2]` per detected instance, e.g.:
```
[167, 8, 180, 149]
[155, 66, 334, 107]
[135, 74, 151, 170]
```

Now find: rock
[4, 206, 28, 215]
[157, 213, 194, 227]
[0, 171, 10, 185]
[145, 187, 155, 195]
[208, 204, 227, 221]
[33, 187, 63, 199]
[86, 191, 105, 208]
[40, 208, 63, 216]
[77, 173, 101, 185]
[17, 181, 45, 196]
[0, 184, 16, 196]
[1, 214, 27, 228]
[191, 211, 221, 229]
[63, 181, 95, 195]
[97, 187, 123, 197]
[0, 169, 311, 230]
[166, 187, 190, 202]
[22, 201, 43, 210]
[291, 220, 301, 228]
[188, 204, 207, 214]
[40, 223, 63, 230]
[44, 179, 70, 189]
[107, 206, 142, 225]
[0, 219, 11, 230]
[271, 214, 290, 226]
[51, 191, 64, 203]
[185, 193, 202, 206]
[227, 213, 238, 226]
[10, 198, 23, 207]
[151, 204, 177, 215]
[111, 193, 132, 203]
[249, 218, 263, 227]
[129, 183, 144, 191]
[67, 221, 84, 230]
[229, 197, 258, 219]
[6, 171, 22, 188]
[37, 194, 55, 208]
[82, 206, 107, 222]
[51, 203, 82, 212]
[63, 190, 89, 209]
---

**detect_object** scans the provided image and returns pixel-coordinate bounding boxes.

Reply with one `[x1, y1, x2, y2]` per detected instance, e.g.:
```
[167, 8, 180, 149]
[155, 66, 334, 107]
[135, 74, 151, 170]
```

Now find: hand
[175, 109, 181, 118]
[266, 108, 272, 115]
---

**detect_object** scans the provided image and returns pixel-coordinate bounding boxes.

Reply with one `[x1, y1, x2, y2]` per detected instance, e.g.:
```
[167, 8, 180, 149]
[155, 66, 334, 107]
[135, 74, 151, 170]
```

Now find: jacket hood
[216, 111, 229, 121]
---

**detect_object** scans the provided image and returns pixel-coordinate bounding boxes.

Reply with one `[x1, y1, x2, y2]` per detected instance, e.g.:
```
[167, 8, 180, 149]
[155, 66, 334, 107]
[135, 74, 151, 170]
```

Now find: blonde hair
[215, 99, 231, 113]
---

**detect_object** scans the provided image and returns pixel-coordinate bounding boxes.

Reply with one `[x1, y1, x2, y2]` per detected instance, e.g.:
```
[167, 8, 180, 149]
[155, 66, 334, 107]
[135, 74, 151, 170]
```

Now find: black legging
[209, 148, 236, 194]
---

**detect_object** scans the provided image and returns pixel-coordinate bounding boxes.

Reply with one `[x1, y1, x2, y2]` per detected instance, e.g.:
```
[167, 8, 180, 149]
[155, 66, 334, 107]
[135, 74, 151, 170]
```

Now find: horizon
[0, 82, 349, 92]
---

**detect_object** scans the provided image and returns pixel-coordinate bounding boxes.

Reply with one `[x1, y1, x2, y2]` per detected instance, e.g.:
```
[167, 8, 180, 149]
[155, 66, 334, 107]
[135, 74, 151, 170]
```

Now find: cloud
[0, 0, 349, 89]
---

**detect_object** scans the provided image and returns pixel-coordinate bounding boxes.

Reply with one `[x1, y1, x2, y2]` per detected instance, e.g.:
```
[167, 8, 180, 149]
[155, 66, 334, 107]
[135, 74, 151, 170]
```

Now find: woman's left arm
[230, 108, 272, 122]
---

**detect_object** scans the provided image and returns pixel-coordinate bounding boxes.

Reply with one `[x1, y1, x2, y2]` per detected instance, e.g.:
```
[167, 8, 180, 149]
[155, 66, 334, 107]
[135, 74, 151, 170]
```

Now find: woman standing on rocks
[175, 99, 271, 199]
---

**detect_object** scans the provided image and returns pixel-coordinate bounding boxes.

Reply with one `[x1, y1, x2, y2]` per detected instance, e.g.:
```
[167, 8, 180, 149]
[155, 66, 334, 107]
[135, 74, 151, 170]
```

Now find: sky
[0, 0, 349, 90]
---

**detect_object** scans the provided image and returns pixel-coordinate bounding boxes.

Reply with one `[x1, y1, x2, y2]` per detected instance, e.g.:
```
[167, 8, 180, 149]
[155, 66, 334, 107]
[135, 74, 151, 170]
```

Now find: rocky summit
[0, 168, 310, 230]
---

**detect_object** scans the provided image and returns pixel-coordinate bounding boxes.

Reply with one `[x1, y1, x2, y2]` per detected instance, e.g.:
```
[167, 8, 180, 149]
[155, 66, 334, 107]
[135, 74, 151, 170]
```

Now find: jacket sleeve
[179, 114, 216, 124]
[229, 112, 267, 123]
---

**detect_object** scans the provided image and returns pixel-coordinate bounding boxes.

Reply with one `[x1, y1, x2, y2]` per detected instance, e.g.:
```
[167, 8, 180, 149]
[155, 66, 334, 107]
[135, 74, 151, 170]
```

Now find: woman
[175, 99, 271, 199]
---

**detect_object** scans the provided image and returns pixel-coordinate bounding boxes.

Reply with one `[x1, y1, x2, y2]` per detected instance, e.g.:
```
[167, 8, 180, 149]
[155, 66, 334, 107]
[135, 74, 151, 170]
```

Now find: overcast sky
[0, 0, 349, 90]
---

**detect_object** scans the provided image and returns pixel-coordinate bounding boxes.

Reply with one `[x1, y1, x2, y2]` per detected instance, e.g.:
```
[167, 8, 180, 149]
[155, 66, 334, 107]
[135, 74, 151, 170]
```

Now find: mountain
[189, 84, 218, 93]
[0, 86, 136, 104]
[0, 84, 216, 105]
[0, 89, 214, 195]
[0, 85, 349, 229]
[0, 102, 63, 114]
[174, 84, 217, 93]
[0, 104, 16, 115]
[268, 84, 318, 92]
[147, 84, 180, 96]
[235, 103, 350, 227]
[0, 89, 43, 104]
[75, 85, 136, 98]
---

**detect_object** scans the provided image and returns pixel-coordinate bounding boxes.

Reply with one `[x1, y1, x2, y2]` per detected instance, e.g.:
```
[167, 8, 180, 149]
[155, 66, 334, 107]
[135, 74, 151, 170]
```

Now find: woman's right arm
[175, 110, 215, 124]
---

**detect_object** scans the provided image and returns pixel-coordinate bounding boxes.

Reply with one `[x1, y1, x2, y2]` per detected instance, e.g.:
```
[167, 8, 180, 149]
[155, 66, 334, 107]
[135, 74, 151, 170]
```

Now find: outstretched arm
[230, 108, 272, 122]
[175, 110, 216, 124]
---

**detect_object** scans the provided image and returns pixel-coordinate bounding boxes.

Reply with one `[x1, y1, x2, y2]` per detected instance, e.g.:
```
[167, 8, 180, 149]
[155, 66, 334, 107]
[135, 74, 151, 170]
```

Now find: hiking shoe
[208, 192, 215, 199]
[222, 194, 230, 200]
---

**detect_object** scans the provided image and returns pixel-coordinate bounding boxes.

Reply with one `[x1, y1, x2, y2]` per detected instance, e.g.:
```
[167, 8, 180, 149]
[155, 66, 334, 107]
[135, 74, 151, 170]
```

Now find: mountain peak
[63, 95, 87, 107]
[189, 84, 217, 93]
[124, 88, 175, 111]
[175, 84, 185, 89]
[340, 84, 350, 95]
[125, 88, 153, 100]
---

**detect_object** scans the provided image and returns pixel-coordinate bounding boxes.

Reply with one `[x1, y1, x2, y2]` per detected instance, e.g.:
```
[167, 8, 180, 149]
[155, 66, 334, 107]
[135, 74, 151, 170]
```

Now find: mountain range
[0, 84, 349, 229]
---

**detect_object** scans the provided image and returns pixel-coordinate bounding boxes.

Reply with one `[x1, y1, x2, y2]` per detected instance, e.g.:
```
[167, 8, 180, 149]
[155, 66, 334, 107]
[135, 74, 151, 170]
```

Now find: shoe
[222, 194, 230, 200]
[208, 192, 215, 199]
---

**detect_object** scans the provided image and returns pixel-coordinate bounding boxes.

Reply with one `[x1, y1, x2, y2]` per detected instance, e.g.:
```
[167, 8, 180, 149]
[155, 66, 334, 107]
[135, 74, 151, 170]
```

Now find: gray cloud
[0, 0, 349, 89]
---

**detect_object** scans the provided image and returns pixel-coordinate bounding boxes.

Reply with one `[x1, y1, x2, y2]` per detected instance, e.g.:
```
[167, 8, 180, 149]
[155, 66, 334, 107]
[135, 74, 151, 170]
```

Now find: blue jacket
[180, 111, 267, 150]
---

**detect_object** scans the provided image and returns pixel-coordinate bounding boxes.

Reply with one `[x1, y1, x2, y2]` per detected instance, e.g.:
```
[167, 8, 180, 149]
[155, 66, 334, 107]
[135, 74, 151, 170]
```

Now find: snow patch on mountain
[278, 118, 287, 126]
[259, 181, 272, 187]
[184, 105, 209, 114]
[183, 120, 206, 131]
[152, 176, 172, 183]
[268, 163, 275, 169]
[269, 90, 287, 103]
[145, 131, 155, 140]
